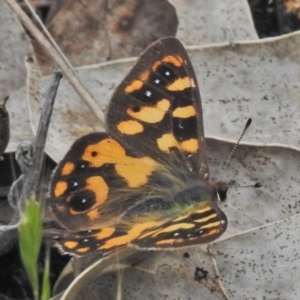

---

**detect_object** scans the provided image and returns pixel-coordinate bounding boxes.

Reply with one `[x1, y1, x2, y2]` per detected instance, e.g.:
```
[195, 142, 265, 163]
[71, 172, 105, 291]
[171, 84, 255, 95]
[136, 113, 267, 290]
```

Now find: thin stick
[0, 70, 62, 255]
[21, 69, 63, 201]
[23, 0, 73, 70]
[5, 0, 105, 124]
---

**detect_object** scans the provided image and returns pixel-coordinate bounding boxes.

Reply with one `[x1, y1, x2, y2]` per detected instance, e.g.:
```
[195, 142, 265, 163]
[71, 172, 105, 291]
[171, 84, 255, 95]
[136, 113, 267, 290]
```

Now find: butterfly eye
[216, 186, 228, 202]
[69, 190, 95, 212]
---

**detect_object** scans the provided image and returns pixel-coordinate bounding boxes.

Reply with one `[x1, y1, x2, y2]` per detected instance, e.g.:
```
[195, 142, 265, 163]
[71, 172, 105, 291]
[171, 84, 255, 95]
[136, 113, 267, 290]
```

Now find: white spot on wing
[191, 78, 196, 87]
[145, 90, 152, 97]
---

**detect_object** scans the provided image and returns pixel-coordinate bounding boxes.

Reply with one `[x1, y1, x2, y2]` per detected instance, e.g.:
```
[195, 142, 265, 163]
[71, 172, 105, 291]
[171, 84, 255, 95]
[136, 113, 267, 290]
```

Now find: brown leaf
[35, 0, 178, 73]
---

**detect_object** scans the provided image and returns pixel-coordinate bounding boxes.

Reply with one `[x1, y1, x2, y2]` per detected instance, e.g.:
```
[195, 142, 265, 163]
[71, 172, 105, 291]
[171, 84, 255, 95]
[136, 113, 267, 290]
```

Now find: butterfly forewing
[107, 37, 209, 177]
[49, 132, 165, 231]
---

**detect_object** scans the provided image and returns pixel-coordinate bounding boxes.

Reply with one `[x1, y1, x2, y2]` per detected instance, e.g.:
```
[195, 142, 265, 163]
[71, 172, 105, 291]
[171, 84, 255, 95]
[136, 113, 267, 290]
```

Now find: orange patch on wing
[201, 228, 220, 238]
[117, 120, 144, 135]
[156, 133, 177, 152]
[172, 106, 196, 118]
[139, 70, 150, 81]
[61, 162, 75, 176]
[54, 181, 68, 197]
[194, 206, 213, 214]
[194, 213, 217, 223]
[124, 80, 143, 93]
[64, 241, 78, 249]
[95, 227, 116, 240]
[75, 247, 90, 254]
[138, 229, 161, 239]
[86, 176, 108, 207]
[124, 70, 150, 94]
[167, 77, 191, 91]
[98, 221, 161, 250]
[173, 206, 212, 222]
[186, 236, 198, 241]
[127, 99, 170, 123]
[156, 134, 198, 153]
[200, 221, 221, 229]
[156, 238, 184, 245]
[87, 209, 100, 221]
[82, 138, 156, 188]
[152, 55, 183, 70]
[179, 138, 198, 153]
[172, 213, 190, 222]
[151, 223, 195, 237]
[115, 156, 155, 187]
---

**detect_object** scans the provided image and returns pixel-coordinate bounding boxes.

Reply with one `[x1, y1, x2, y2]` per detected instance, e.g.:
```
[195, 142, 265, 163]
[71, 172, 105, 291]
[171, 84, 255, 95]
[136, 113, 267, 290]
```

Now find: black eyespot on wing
[69, 190, 96, 212]
[155, 63, 177, 82]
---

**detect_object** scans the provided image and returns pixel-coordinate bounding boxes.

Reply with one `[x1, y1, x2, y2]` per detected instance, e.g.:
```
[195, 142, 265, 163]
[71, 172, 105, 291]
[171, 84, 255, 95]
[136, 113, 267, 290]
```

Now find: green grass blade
[41, 245, 51, 300]
[19, 199, 43, 300]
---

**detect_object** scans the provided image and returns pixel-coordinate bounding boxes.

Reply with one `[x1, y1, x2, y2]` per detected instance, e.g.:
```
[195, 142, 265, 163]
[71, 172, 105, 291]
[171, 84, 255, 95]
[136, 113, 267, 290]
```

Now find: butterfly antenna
[220, 118, 262, 188]
[238, 182, 262, 188]
[221, 118, 252, 176]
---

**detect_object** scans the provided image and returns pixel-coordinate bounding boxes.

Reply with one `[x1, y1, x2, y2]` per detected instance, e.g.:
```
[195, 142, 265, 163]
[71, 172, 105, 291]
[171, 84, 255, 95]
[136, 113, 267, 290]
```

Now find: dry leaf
[0, 1, 35, 152]
[34, 0, 178, 72]
[171, 0, 258, 44]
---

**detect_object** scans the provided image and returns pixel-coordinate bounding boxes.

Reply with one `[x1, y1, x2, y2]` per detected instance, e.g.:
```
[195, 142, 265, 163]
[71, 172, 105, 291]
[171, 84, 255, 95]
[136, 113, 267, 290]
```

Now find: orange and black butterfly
[48, 37, 229, 256]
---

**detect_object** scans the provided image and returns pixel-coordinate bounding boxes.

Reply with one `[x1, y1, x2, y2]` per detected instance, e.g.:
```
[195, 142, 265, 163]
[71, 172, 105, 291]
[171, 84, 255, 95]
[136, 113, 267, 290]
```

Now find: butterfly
[48, 37, 229, 256]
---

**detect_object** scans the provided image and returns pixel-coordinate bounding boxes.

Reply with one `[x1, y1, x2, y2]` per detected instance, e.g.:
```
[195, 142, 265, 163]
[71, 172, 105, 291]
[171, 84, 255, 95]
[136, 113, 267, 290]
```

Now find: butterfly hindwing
[123, 185, 228, 249]
[55, 187, 227, 255]
[129, 203, 227, 249]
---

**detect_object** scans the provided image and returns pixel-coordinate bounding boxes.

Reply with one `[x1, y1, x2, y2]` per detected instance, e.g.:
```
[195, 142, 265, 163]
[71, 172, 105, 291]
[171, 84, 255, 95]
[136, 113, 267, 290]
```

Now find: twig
[21, 68, 62, 202]
[0, 96, 10, 160]
[23, 0, 73, 70]
[5, 0, 105, 124]
[0, 69, 62, 255]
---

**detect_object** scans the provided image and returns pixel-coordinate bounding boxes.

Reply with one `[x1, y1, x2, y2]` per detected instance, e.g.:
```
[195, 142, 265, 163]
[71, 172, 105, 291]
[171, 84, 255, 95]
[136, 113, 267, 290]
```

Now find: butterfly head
[210, 180, 231, 203]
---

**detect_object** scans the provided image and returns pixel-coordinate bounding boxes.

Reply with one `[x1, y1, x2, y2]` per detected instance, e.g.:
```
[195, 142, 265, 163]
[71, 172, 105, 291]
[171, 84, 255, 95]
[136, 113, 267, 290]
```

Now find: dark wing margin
[129, 200, 228, 249]
[106, 37, 209, 179]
